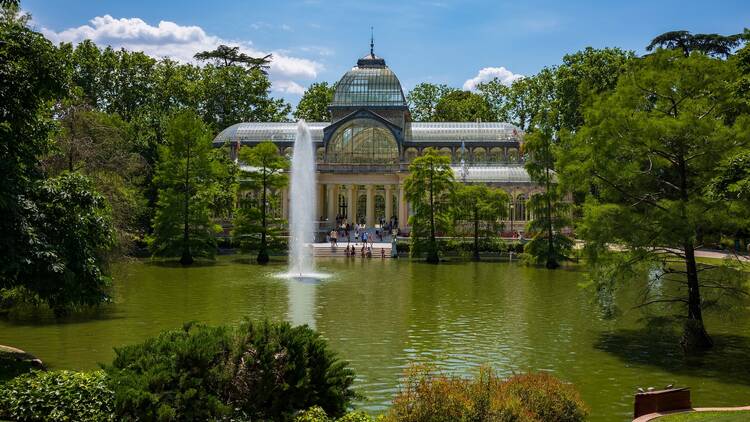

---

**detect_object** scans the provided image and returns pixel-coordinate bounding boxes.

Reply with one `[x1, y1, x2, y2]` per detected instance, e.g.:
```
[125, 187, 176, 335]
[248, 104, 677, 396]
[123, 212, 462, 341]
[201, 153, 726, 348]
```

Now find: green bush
[383, 365, 587, 422]
[224, 320, 357, 420]
[105, 322, 233, 421]
[0, 370, 114, 422]
[104, 320, 357, 421]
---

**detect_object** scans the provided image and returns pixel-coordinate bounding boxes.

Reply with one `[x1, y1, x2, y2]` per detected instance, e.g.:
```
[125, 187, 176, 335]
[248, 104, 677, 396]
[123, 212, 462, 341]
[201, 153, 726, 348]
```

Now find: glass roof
[410, 122, 522, 142]
[331, 61, 406, 108]
[213, 122, 326, 144]
[451, 165, 534, 183]
[213, 121, 524, 144]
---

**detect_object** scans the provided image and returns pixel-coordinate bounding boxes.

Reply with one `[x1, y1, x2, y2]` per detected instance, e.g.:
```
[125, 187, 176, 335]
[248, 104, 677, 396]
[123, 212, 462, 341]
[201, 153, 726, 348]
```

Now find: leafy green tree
[404, 148, 456, 263]
[646, 30, 746, 58]
[524, 126, 573, 269]
[434, 90, 493, 122]
[149, 111, 223, 265]
[293, 82, 335, 121]
[200, 65, 291, 131]
[502, 71, 556, 130]
[563, 50, 749, 350]
[234, 142, 289, 264]
[0, 8, 66, 305]
[453, 184, 508, 260]
[555, 47, 635, 132]
[43, 103, 148, 253]
[194, 44, 272, 73]
[406, 83, 456, 122]
[476, 78, 511, 122]
[20, 173, 115, 315]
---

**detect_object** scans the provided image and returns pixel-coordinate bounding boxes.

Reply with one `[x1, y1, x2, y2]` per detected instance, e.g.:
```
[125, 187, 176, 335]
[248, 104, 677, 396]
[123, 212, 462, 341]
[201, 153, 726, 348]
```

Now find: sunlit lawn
[656, 410, 750, 421]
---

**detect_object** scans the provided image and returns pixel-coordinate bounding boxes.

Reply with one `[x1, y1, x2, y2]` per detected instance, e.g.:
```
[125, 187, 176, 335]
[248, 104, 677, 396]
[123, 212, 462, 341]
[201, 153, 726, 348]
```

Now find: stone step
[314, 244, 393, 258]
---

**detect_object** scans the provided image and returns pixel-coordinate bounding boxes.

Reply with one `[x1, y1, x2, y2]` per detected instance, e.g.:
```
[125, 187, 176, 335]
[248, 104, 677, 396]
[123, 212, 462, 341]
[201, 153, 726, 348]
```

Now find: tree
[406, 83, 456, 121]
[434, 90, 493, 122]
[646, 30, 745, 58]
[453, 184, 508, 260]
[43, 103, 148, 253]
[502, 71, 556, 131]
[404, 148, 456, 263]
[293, 82, 334, 122]
[199, 65, 291, 131]
[149, 111, 223, 265]
[0, 8, 66, 301]
[524, 125, 573, 269]
[555, 47, 635, 132]
[563, 50, 749, 350]
[18, 173, 114, 315]
[194, 44, 272, 73]
[476, 78, 511, 122]
[233, 142, 288, 264]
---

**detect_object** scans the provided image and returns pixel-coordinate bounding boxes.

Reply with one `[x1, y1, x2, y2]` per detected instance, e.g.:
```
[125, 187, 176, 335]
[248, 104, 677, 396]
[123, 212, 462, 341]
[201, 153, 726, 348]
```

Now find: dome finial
[370, 26, 374, 56]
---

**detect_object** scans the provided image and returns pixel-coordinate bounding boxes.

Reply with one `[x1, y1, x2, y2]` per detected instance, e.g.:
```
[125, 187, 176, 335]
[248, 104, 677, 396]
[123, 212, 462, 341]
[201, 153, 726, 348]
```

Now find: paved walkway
[633, 406, 750, 421]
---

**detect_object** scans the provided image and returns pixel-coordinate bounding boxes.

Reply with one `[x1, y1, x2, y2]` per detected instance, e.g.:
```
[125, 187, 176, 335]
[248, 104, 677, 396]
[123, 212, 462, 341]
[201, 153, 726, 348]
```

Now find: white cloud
[462, 66, 523, 91]
[273, 80, 306, 95]
[42, 15, 322, 95]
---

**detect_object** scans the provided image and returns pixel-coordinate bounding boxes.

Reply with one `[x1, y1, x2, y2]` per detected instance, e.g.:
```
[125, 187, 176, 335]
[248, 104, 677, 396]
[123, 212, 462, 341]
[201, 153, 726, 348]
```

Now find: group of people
[327, 221, 399, 246]
[340, 243, 386, 259]
[324, 218, 401, 259]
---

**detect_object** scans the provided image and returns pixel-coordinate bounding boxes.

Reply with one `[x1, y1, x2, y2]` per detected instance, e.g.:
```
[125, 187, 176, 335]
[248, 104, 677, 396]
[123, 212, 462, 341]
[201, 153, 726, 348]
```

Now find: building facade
[214, 50, 541, 234]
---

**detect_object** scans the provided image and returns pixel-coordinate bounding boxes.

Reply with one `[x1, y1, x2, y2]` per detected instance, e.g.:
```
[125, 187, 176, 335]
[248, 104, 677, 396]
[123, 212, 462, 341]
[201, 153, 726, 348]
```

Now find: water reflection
[1, 258, 749, 422]
[286, 277, 319, 330]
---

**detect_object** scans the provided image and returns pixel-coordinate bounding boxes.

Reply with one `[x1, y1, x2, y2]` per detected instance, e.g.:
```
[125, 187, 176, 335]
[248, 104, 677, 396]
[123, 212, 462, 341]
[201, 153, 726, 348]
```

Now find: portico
[319, 172, 408, 229]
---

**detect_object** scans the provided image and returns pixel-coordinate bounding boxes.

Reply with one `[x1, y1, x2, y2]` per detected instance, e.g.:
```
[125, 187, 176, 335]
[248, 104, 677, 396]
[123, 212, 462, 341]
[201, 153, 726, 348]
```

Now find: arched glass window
[515, 194, 527, 221]
[326, 118, 399, 164]
[404, 147, 419, 162]
[473, 147, 487, 163]
[490, 147, 503, 162]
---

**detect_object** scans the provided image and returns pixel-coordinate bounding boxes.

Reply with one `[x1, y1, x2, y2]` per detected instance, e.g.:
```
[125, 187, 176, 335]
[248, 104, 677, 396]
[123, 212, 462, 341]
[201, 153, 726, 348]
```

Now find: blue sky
[25, 0, 750, 104]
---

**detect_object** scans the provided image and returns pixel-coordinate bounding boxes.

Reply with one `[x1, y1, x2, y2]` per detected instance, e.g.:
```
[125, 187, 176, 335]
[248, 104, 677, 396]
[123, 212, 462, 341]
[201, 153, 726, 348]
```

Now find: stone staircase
[312, 242, 393, 258]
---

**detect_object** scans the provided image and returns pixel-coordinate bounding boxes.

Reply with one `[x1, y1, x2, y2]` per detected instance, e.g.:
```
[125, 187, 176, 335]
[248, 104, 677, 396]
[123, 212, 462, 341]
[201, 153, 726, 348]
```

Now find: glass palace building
[214, 50, 540, 234]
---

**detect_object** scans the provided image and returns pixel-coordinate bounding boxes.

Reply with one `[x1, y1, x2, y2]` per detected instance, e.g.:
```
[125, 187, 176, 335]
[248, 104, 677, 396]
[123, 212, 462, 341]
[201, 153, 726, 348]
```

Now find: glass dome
[326, 118, 399, 164]
[331, 55, 406, 107]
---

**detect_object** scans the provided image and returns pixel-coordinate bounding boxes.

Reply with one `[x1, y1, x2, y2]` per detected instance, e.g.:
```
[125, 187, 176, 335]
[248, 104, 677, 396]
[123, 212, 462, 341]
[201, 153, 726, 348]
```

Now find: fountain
[284, 120, 326, 280]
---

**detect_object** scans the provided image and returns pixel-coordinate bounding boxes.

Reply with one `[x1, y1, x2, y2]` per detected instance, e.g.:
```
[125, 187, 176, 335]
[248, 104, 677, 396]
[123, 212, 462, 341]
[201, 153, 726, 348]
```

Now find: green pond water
[1, 256, 749, 421]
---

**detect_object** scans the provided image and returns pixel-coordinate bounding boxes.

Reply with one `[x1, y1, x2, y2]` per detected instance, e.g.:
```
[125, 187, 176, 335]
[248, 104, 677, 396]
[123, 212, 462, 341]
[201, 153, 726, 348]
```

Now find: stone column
[365, 185, 375, 227]
[316, 184, 325, 221]
[384, 185, 393, 222]
[281, 187, 289, 221]
[347, 185, 356, 223]
[398, 184, 407, 229]
[327, 184, 338, 224]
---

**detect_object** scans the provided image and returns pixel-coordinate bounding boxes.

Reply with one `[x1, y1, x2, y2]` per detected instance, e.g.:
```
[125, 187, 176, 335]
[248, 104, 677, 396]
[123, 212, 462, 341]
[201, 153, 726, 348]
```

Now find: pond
[1, 257, 749, 421]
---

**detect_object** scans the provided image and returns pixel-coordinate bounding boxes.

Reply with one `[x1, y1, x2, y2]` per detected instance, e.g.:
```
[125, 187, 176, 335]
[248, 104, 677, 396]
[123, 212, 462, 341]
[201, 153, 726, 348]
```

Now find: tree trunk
[545, 169, 558, 269]
[426, 166, 439, 263]
[257, 169, 270, 264]
[473, 205, 480, 261]
[681, 242, 713, 350]
[180, 141, 193, 266]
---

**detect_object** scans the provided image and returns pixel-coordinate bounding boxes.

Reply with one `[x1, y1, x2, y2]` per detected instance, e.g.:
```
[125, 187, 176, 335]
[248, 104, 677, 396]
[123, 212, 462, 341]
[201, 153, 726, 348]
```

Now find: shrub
[295, 406, 375, 422]
[500, 373, 588, 422]
[105, 322, 233, 421]
[0, 370, 114, 422]
[383, 366, 587, 422]
[104, 320, 357, 421]
[224, 320, 357, 421]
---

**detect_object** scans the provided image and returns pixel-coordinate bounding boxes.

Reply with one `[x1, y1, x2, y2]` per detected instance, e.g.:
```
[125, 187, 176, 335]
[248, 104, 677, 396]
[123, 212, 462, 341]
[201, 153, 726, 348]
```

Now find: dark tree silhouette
[646, 30, 746, 58]
[194, 45, 272, 73]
